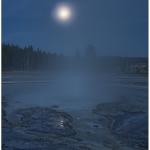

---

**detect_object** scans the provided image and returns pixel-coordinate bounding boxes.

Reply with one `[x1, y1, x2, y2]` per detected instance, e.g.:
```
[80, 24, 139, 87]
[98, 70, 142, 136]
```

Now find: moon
[53, 3, 74, 23]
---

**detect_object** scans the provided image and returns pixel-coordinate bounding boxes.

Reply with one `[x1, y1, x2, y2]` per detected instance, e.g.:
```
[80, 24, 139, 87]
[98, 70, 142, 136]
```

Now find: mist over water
[2, 70, 147, 114]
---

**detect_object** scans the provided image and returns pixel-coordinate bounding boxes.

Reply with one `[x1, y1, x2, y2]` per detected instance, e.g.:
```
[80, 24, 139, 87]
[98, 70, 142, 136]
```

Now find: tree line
[2, 44, 64, 71]
[2, 43, 148, 74]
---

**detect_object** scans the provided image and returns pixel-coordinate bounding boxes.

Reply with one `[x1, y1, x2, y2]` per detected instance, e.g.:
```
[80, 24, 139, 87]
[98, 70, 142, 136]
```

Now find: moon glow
[53, 3, 74, 23]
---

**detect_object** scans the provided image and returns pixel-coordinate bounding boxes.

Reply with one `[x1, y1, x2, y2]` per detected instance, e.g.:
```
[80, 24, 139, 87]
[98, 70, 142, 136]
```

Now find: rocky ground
[2, 96, 148, 150]
[2, 97, 100, 150]
[93, 100, 148, 150]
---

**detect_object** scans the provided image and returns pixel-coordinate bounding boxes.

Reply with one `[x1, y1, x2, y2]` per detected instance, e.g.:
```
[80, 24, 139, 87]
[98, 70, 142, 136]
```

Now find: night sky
[2, 0, 148, 56]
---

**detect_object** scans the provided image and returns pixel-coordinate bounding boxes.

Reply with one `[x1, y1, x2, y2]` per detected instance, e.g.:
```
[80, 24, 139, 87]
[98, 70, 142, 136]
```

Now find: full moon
[53, 3, 74, 23]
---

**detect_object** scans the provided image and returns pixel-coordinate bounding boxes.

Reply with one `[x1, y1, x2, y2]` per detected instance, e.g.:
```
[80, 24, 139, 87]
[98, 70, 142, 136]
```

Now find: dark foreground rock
[10, 107, 76, 137]
[93, 101, 148, 150]
[3, 107, 97, 150]
[2, 96, 11, 128]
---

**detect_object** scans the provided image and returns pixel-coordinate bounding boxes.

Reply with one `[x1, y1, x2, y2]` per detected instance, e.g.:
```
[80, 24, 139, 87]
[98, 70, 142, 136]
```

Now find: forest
[2, 44, 148, 74]
[2, 44, 65, 71]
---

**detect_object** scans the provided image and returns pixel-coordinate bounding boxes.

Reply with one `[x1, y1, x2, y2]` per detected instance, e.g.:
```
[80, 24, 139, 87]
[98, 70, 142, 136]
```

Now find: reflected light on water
[57, 118, 64, 128]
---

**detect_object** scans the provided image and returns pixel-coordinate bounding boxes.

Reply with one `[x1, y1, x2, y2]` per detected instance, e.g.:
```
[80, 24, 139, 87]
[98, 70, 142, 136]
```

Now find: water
[2, 71, 148, 114]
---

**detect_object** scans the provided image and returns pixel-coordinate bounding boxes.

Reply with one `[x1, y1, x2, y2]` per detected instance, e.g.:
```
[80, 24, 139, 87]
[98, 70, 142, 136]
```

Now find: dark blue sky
[2, 0, 148, 56]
